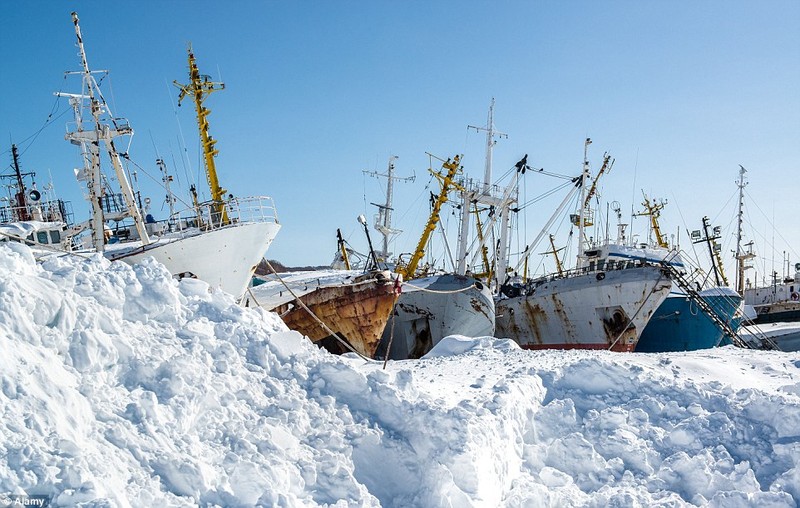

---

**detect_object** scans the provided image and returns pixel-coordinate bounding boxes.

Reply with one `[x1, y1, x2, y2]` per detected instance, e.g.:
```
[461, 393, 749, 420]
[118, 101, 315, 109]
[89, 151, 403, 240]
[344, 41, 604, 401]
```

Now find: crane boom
[400, 155, 463, 280]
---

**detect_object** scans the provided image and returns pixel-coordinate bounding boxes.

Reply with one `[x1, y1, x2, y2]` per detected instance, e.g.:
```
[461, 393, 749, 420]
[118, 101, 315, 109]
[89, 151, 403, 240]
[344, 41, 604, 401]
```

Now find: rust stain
[272, 275, 399, 358]
[521, 300, 546, 345]
[600, 307, 637, 352]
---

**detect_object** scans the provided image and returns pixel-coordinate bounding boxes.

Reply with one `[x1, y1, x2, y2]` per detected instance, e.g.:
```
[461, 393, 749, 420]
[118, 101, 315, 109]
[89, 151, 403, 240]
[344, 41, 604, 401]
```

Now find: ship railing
[521, 258, 663, 290]
[149, 195, 279, 236]
[226, 195, 280, 225]
[0, 199, 72, 225]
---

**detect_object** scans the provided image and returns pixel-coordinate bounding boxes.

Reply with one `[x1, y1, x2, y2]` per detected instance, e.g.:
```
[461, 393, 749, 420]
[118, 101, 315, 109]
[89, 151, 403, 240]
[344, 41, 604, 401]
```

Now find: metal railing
[0, 199, 73, 225]
[152, 195, 279, 235]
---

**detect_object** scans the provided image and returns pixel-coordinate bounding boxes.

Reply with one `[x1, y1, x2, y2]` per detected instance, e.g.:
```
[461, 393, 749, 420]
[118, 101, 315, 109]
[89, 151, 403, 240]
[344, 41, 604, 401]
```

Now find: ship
[0, 144, 75, 253]
[247, 269, 401, 358]
[376, 273, 494, 359]
[494, 140, 673, 351]
[743, 263, 800, 325]
[58, 13, 280, 300]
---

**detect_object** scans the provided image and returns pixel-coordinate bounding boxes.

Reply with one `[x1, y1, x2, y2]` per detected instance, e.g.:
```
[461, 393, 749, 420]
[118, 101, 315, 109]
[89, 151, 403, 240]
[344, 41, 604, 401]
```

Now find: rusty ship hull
[250, 270, 400, 358]
[377, 273, 495, 360]
[495, 265, 672, 352]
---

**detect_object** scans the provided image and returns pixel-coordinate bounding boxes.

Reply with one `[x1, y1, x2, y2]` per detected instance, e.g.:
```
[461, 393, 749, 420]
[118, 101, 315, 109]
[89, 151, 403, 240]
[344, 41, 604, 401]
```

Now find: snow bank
[1, 243, 800, 506]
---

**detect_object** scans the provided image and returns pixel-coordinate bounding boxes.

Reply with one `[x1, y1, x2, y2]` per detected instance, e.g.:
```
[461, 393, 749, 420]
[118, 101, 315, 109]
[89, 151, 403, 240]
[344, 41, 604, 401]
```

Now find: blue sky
[1, 2, 798, 286]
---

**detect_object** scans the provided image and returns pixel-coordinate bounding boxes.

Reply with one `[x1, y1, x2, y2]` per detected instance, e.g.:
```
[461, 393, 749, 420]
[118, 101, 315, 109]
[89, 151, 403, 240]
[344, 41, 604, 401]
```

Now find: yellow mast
[336, 228, 351, 270]
[174, 45, 228, 224]
[473, 202, 493, 279]
[400, 155, 463, 280]
[634, 192, 668, 248]
[522, 248, 529, 282]
[542, 234, 565, 276]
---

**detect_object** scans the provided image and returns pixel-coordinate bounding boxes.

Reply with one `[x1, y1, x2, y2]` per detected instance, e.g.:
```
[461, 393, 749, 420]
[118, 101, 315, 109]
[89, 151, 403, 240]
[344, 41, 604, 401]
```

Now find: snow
[2, 242, 800, 507]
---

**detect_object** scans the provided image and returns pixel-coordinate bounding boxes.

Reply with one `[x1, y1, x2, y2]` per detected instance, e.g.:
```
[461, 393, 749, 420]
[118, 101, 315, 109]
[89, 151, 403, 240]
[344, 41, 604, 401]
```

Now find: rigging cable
[4, 74, 71, 160]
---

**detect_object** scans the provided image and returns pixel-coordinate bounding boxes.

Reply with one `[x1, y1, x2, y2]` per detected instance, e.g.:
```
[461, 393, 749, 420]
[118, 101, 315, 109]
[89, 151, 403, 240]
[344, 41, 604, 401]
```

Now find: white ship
[494, 139, 672, 351]
[495, 264, 672, 351]
[0, 144, 75, 253]
[59, 13, 279, 300]
[377, 273, 494, 359]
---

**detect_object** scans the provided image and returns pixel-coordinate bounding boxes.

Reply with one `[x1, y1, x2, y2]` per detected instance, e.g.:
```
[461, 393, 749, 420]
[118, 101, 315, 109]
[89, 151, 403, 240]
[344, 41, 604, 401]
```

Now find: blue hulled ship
[636, 286, 743, 352]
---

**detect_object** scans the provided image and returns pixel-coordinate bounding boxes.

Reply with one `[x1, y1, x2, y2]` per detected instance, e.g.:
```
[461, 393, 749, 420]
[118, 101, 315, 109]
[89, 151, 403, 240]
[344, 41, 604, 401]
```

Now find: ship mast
[468, 98, 507, 195]
[60, 12, 150, 252]
[459, 99, 513, 286]
[174, 45, 228, 224]
[734, 165, 755, 294]
[9, 144, 32, 221]
[364, 155, 414, 264]
[543, 234, 565, 276]
[634, 192, 668, 248]
[576, 138, 592, 268]
[157, 158, 177, 219]
[692, 216, 728, 287]
[400, 154, 463, 280]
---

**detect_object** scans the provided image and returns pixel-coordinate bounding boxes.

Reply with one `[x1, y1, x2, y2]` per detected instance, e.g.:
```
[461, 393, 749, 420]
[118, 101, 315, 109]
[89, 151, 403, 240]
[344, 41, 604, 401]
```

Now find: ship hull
[635, 287, 743, 352]
[377, 273, 495, 360]
[751, 301, 800, 325]
[495, 266, 671, 352]
[741, 322, 800, 351]
[108, 221, 280, 299]
[270, 272, 400, 358]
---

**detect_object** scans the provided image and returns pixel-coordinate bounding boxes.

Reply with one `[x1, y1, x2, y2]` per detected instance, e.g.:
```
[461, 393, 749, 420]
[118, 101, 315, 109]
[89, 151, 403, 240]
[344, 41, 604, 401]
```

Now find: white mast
[576, 138, 591, 268]
[459, 99, 509, 277]
[364, 155, 413, 263]
[157, 158, 177, 219]
[456, 185, 474, 275]
[60, 12, 150, 251]
[468, 98, 507, 195]
[735, 165, 755, 294]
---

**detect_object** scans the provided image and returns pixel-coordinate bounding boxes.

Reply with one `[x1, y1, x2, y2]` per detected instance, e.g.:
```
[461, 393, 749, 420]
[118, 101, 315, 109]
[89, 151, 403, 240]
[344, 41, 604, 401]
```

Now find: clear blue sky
[1, 1, 798, 285]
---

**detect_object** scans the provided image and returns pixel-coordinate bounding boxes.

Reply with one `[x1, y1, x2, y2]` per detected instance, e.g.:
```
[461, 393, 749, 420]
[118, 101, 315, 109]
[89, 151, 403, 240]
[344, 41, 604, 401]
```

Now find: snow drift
[1, 242, 800, 506]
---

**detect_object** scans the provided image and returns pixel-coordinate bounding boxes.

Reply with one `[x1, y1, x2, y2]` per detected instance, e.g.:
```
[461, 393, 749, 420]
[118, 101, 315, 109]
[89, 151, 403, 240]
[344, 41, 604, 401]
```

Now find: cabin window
[37, 231, 49, 244]
[25, 233, 35, 246]
[50, 230, 61, 244]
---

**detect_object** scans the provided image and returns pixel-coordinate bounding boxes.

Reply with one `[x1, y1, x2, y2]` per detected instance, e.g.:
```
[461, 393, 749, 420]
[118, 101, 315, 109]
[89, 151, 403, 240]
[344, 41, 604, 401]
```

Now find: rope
[382, 311, 397, 370]
[245, 285, 261, 307]
[401, 280, 479, 295]
[262, 259, 369, 361]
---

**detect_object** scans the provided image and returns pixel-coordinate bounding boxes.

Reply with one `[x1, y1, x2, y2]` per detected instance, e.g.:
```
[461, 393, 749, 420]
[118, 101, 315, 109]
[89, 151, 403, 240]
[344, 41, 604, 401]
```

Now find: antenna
[467, 98, 507, 194]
